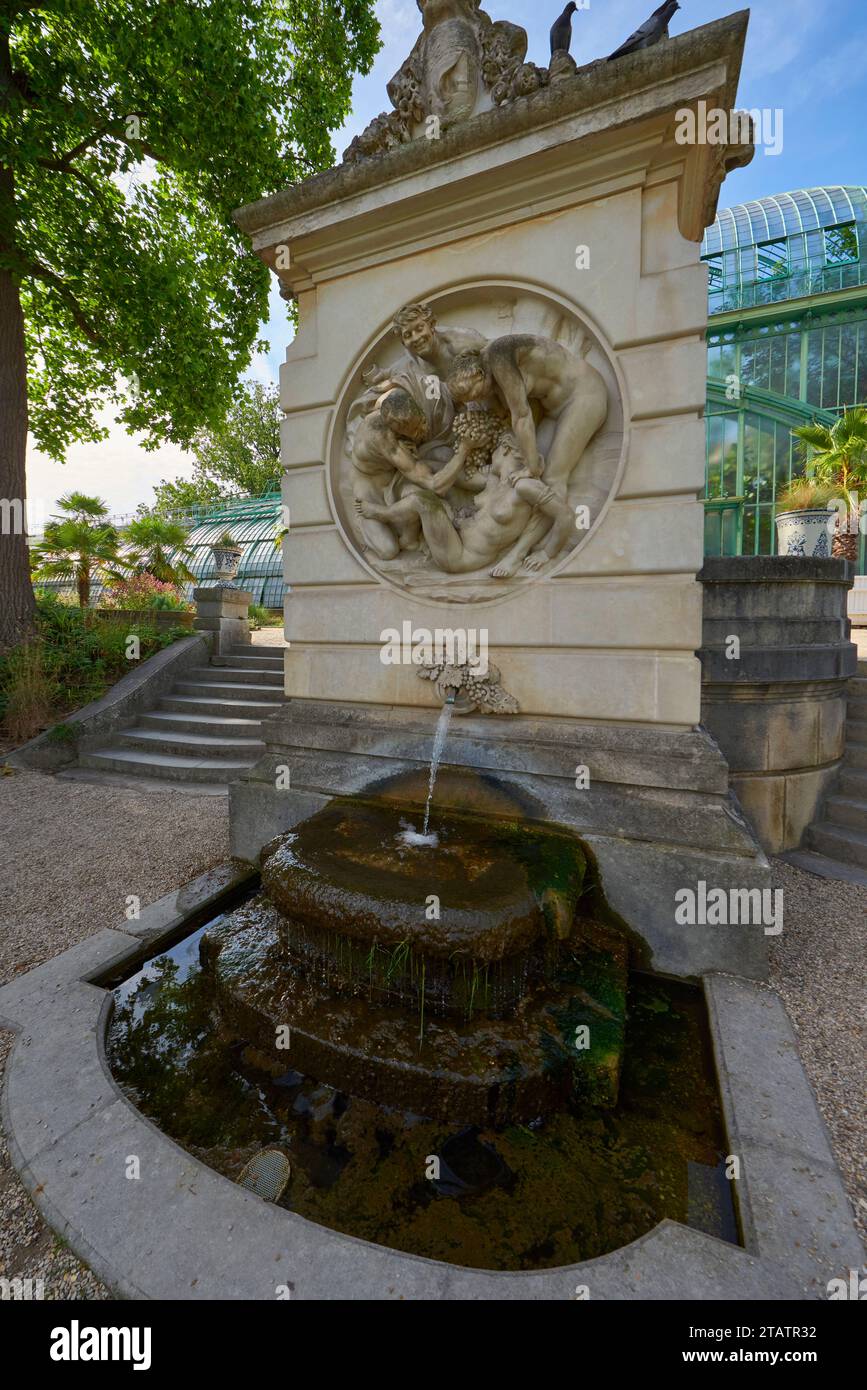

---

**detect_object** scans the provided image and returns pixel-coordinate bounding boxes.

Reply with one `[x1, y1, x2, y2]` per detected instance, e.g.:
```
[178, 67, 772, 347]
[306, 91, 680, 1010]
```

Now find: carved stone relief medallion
[329, 284, 626, 605]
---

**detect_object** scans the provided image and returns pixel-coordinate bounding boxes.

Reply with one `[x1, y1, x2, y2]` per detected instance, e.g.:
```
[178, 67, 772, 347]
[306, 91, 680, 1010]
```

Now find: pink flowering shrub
[103, 575, 193, 611]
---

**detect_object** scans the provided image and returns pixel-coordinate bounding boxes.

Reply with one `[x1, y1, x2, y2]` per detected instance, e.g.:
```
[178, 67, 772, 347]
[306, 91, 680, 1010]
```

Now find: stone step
[848, 676, 867, 696]
[807, 821, 867, 869]
[838, 767, 867, 799]
[117, 728, 265, 757]
[188, 666, 283, 688]
[159, 694, 282, 718]
[846, 698, 867, 722]
[214, 653, 284, 671]
[174, 680, 284, 703]
[79, 747, 253, 783]
[140, 710, 265, 737]
[824, 794, 867, 833]
[778, 848, 867, 886]
[842, 741, 867, 770]
[56, 767, 230, 796]
[228, 643, 286, 656]
[844, 719, 867, 746]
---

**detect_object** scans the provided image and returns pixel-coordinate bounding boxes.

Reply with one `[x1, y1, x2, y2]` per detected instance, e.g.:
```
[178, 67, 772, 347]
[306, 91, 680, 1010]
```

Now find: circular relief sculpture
[331, 285, 625, 604]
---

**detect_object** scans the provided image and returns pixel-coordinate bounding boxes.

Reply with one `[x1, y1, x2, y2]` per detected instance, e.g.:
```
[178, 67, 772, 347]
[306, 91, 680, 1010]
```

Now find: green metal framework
[701, 186, 867, 569]
[168, 491, 285, 608]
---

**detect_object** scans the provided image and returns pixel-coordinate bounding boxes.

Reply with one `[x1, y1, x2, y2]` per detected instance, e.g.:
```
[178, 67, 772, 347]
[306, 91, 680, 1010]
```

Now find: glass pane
[839, 323, 857, 409]
[743, 507, 757, 555]
[824, 223, 859, 266]
[786, 332, 802, 398]
[822, 327, 840, 409]
[756, 239, 788, 281]
[858, 324, 867, 406]
[775, 426, 793, 488]
[721, 506, 738, 556]
[759, 423, 774, 486]
[806, 329, 823, 406]
[742, 415, 760, 498]
[770, 336, 788, 395]
[758, 507, 773, 554]
[704, 509, 721, 556]
[706, 415, 723, 496]
[720, 338, 737, 379]
[723, 415, 740, 496]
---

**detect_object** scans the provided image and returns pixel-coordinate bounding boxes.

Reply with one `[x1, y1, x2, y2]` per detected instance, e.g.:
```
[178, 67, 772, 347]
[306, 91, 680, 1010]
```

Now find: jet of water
[422, 693, 455, 836]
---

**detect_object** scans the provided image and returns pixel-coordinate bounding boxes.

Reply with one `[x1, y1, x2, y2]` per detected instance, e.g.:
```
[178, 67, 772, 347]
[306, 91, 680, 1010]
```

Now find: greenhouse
[701, 185, 867, 567]
[169, 492, 285, 608]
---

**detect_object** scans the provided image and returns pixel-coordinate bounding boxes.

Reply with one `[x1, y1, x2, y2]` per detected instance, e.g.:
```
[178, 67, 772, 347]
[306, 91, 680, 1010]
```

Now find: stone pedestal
[194, 586, 253, 656]
[232, 10, 769, 980]
[699, 557, 857, 853]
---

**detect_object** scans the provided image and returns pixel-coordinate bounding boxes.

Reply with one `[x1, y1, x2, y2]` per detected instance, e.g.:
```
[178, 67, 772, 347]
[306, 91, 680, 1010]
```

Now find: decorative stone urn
[774, 508, 834, 558]
[210, 543, 243, 585]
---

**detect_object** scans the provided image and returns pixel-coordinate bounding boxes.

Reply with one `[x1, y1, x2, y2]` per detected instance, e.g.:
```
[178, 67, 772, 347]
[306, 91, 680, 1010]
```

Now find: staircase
[59, 644, 285, 794]
[799, 660, 867, 877]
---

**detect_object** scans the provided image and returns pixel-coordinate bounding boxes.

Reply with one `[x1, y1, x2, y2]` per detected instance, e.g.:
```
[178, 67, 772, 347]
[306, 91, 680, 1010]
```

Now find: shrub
[0, 594, 190, 743]
[248, 603, 281, 629]
[0, 642, 53, 742]
[103, 574, 192, 612]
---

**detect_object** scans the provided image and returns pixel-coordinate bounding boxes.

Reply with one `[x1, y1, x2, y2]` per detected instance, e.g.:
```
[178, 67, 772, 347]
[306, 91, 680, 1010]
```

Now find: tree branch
[24, 259, 105, 346]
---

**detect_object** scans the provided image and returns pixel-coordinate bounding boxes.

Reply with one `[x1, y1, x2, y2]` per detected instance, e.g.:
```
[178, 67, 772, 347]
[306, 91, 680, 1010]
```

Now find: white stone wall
[277, 166, 707, 725]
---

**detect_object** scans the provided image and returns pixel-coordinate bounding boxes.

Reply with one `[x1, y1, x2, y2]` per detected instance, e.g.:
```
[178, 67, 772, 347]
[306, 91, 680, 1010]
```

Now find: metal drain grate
[237, 1149, 292, 1203]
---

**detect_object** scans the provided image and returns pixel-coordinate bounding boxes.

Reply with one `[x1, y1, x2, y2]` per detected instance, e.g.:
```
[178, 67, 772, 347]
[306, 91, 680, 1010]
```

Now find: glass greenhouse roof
[701, 187, 867, 316]
[702, 186, 867, 257]
[168, 493, 286, 608]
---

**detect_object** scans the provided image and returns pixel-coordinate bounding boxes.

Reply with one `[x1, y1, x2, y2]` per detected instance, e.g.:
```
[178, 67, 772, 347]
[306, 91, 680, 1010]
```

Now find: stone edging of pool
[0, 863, 862, 1300]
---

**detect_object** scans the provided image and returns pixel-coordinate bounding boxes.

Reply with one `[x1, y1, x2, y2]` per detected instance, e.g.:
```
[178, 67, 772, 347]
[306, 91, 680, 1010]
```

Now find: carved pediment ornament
[344, 2, 549, 164]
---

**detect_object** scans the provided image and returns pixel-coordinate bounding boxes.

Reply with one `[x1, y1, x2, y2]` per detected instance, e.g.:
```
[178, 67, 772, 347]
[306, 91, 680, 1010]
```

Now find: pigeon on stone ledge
[608, 0, 680, 61]
[550, 2, 578, 57]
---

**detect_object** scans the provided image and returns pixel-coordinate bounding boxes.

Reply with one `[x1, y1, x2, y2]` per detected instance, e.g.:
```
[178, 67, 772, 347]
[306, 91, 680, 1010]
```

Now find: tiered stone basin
[202, 769, 633, 1123]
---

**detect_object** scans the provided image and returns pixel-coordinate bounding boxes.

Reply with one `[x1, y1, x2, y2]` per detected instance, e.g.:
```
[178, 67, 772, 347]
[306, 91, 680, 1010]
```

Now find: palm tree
[793, 408, 867, 561]
[122, 516, 197, 586]
[31, 493, 128, 607]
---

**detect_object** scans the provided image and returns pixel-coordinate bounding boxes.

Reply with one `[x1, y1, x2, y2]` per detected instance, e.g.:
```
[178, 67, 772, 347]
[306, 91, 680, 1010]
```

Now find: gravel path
[0, 759, 862, 1296]
[769, 858, 867, 1246]
[0, 768, 229, 1299]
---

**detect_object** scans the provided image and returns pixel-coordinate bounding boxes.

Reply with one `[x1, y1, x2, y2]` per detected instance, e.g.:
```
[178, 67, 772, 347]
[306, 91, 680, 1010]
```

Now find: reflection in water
[108, 919, 739, 1272]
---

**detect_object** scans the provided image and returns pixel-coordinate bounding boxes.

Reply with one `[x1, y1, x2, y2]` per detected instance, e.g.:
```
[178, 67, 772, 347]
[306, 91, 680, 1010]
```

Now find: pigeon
[608, 0, 680, 61]
[550, 2, 578, 57]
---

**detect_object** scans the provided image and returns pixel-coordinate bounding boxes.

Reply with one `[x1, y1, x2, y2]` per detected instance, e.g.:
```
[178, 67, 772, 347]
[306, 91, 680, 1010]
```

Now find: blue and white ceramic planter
[211, 545, 243, 585]
[774, 508, 835, 558]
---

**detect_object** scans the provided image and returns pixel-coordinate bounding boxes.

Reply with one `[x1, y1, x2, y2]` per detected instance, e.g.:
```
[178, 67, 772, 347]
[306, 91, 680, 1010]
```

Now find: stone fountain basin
[0, 863, 861, 1298]
[260, 774, 588, 960]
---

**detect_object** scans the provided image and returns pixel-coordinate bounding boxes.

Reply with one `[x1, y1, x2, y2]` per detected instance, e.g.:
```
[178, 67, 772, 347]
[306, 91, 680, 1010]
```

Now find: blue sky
[260, 0, 867, 375]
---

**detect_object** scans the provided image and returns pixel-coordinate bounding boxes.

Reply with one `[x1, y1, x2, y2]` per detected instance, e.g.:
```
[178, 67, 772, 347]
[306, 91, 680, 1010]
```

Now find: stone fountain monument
[231, 6, 769, 983]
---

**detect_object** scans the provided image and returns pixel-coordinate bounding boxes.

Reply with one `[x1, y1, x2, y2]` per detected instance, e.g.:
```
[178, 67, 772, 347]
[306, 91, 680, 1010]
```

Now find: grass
[248, 603, 282, 630]
[0, 593, 191, 744]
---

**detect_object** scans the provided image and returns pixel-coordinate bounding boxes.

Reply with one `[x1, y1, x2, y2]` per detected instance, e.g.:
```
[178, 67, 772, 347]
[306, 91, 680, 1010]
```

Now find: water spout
[422, 693, 454, 836]
[397, 691, 455, 848]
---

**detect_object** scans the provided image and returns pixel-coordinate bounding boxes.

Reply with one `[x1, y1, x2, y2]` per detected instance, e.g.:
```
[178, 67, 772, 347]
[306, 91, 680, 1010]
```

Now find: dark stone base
[202, 901, 628, 1124]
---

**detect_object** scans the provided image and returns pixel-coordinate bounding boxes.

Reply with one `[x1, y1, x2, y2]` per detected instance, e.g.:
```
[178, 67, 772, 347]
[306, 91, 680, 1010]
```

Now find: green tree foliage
[0, 0, 380, 650]
[142, 381, 282, 516]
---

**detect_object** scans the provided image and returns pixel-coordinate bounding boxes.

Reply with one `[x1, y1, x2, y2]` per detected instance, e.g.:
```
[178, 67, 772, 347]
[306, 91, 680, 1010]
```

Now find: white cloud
[26, 409, 194, 525]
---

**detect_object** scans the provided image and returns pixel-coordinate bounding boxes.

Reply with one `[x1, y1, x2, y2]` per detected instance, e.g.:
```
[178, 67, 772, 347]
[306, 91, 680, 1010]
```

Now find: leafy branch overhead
[1, 0, 380, 461]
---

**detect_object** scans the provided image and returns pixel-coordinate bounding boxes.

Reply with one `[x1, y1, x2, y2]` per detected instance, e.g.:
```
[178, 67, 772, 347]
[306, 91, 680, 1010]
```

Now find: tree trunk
[0, 32, 36, 654]
[832, 526, 859, 563]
